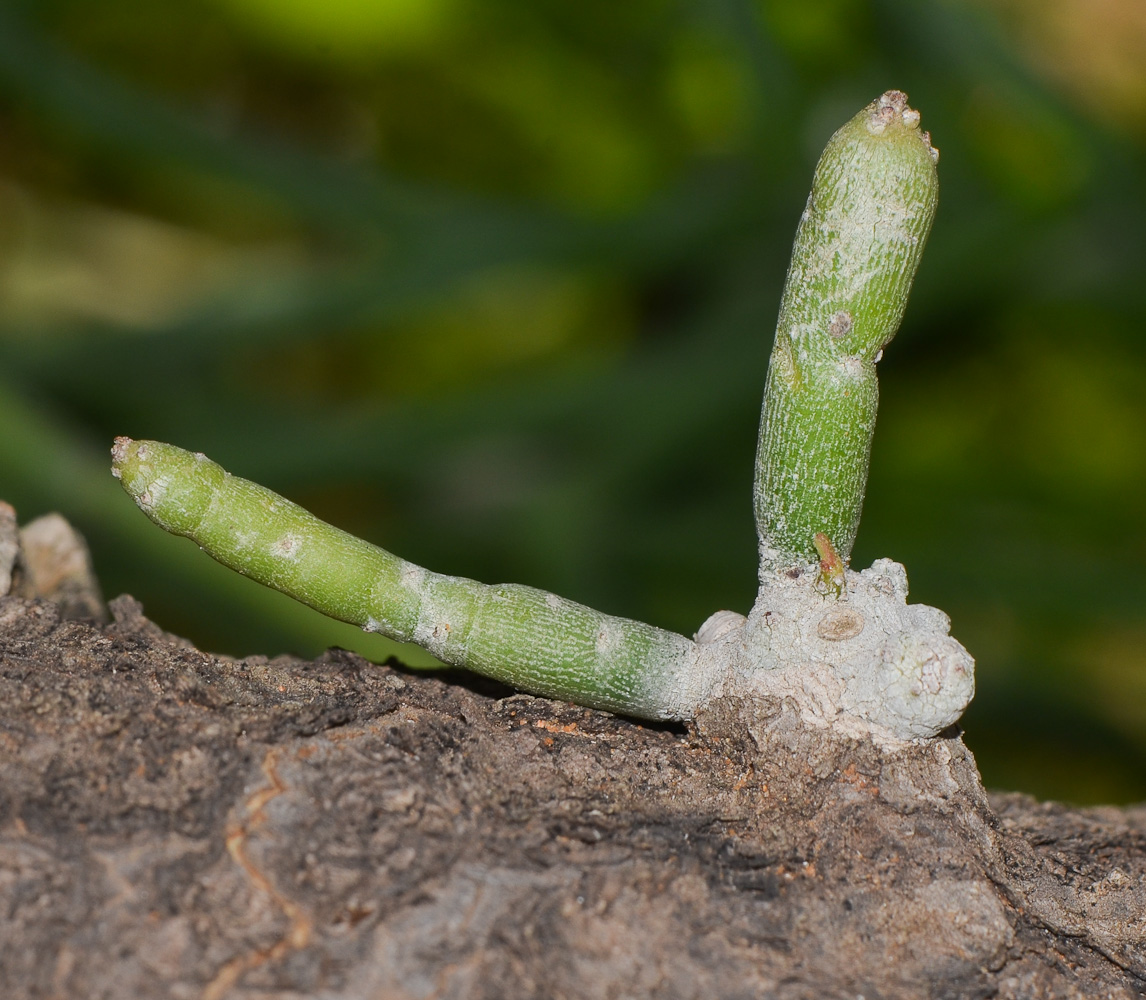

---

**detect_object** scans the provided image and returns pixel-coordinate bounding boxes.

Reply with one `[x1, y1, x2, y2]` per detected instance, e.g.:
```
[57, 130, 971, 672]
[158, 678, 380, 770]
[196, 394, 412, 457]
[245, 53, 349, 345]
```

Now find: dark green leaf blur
[2, 0, 1144, 803]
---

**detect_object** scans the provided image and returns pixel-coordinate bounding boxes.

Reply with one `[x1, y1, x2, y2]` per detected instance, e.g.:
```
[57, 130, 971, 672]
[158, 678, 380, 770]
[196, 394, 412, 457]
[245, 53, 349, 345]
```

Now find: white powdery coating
[271, 531, 303, 561]
[135, 475, 170, 514]
[595, 621, 621, 656]
[639, 640, 707, 721]
[399, 561, 426, 593]
[412, 576, 458, 660]
[691, 557, 974, 741]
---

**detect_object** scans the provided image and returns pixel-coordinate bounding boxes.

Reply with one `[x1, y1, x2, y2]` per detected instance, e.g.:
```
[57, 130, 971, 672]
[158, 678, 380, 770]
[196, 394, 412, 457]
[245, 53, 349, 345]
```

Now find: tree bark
[1, 590, 1143, 1000]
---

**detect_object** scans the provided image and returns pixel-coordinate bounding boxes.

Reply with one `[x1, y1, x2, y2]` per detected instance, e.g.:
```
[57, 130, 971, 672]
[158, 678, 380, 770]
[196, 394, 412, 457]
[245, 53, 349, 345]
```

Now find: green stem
[105, 93, 974, 740]
[110, 438, 698, 720]
[754, 90, 939, 573]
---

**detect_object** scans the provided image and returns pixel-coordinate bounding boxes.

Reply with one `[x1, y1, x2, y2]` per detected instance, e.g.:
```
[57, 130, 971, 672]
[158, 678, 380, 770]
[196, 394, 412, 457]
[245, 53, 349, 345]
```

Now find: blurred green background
[1, 0, 1144, 804]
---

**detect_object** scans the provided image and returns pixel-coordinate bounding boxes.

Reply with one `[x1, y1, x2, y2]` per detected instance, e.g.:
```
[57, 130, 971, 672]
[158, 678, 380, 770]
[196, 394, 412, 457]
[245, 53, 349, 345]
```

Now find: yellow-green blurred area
[1, 0, 1144, 804]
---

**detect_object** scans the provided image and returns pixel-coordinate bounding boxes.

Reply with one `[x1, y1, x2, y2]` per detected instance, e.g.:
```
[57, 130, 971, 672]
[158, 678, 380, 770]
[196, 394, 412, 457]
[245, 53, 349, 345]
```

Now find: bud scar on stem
[113, 92, 973, 741]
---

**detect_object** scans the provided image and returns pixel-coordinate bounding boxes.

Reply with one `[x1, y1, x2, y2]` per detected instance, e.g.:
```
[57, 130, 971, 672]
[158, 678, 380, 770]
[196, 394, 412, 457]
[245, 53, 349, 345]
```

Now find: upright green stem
[754, 90, 938, 573]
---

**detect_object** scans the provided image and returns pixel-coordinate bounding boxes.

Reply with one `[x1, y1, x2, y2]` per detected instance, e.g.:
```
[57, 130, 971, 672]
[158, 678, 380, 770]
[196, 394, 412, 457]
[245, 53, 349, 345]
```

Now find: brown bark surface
[1, 592, 1144, 1000]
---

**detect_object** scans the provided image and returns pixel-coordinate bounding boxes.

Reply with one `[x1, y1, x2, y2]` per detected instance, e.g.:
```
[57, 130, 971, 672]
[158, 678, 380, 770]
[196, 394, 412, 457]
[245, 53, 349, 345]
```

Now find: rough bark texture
[1, 591, 1144, 1000]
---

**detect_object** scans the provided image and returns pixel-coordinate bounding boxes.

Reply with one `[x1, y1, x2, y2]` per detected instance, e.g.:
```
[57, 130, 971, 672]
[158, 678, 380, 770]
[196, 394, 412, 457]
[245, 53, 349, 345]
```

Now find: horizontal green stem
[111, 438, 698, 720]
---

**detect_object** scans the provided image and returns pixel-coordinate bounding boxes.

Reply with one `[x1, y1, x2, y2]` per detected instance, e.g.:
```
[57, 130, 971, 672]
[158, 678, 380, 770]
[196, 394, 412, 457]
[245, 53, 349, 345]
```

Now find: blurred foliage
[1, 0, 1145, 804]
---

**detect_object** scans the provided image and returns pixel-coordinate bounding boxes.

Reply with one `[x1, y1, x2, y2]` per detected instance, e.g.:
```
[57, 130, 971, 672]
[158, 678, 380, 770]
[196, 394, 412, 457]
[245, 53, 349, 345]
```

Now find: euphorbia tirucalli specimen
[112, 92, 974, 741]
